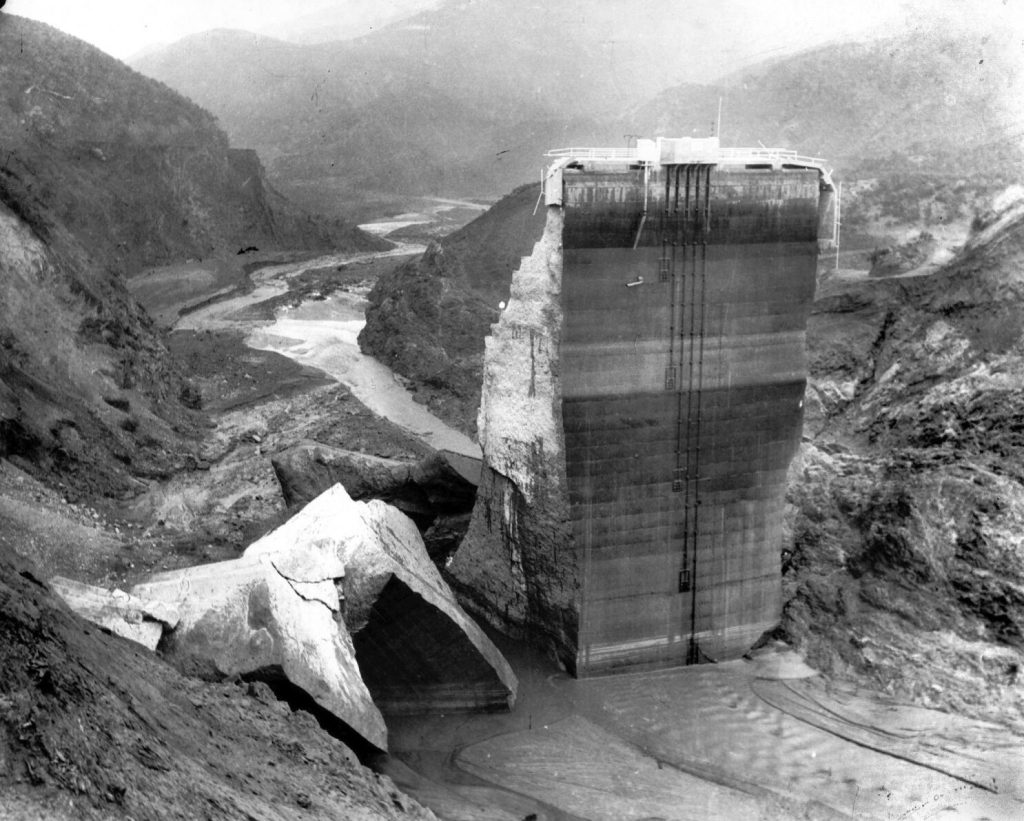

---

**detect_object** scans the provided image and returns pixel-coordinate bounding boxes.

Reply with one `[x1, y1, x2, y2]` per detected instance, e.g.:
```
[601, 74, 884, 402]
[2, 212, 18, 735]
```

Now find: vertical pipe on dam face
[450, 153, 823, 677]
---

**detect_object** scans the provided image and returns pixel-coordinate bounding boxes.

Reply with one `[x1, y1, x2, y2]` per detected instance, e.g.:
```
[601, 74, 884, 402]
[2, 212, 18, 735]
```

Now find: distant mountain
[132, 0, 890, 203]
[632, 19, 1023, 174]
[0, 13, 374, 496]
[260, 0, 444, 44]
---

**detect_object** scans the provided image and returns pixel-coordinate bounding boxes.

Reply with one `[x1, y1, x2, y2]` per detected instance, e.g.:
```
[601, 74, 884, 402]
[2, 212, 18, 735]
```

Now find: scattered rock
[272, 443, 480, 559]
[868, 231, 938, 277]
[272, 443, 478, 515]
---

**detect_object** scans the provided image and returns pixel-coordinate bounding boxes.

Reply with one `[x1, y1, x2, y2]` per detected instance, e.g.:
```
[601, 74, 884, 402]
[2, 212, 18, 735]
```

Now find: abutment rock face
[450, 156, 824, 675]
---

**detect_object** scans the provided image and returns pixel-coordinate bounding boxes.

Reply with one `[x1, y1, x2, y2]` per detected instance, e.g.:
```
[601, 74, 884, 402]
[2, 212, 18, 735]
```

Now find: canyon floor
[3, 218, 1023, 820]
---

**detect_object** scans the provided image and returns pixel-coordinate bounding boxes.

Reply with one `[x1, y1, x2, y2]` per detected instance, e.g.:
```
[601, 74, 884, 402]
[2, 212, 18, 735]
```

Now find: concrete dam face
[449, 138, 835, 676]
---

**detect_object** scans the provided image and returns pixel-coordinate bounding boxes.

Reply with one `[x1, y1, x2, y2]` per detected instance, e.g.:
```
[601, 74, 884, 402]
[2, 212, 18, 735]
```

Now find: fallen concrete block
[49, 576, 178, 651]
[247, 484, 518, 714]
[132, 549, 387, 753]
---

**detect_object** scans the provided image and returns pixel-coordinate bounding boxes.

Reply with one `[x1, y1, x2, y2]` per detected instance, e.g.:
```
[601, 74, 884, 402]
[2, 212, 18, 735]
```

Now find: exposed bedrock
[271, 443, 478, 561]
[446, 208, 581, 671]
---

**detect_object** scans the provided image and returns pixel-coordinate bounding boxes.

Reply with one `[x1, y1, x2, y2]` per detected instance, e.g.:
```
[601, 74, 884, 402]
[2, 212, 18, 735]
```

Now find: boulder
[272, 442, 478, 514]
[247, 484, 518, 714]
[271, 443, 480, 560]
[132, 544, 387, 753]
[49, 576, 179, 651]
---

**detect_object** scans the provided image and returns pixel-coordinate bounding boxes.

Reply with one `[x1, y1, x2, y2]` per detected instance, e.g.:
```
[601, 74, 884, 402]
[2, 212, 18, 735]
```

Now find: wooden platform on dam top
[560, 159, 823, 675]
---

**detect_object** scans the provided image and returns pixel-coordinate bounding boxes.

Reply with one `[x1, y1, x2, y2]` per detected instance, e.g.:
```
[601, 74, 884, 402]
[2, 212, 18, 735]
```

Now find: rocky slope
[781, 188, 1024, 729]
[0, 548, 435, 820]
[0, 13, 377, 499]
[358, 183, 545, 433]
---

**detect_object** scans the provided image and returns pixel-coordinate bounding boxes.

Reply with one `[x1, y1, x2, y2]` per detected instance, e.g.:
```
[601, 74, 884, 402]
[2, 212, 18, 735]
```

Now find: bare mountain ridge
[0, 14, 375, 497]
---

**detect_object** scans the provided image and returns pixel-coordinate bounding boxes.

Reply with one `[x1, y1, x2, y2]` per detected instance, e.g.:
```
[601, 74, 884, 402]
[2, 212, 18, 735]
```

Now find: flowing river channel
[173, 241, 480, 461]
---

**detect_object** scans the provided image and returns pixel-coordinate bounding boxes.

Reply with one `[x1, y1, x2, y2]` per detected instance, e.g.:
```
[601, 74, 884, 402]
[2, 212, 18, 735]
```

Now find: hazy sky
[4, 0, 1021, 62]
[5, 0, 333, 58]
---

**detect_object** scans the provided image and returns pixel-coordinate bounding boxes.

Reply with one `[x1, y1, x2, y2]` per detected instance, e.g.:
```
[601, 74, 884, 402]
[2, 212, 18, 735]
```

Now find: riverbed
[247, 289, 480, 459]
[171, 244, 480, 460]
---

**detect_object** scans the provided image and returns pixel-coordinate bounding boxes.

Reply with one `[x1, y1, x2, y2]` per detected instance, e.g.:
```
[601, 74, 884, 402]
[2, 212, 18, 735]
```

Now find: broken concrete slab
[247, 484, 518, 714]
[132, 550, 387, 753]
[49, 576, 179, 651]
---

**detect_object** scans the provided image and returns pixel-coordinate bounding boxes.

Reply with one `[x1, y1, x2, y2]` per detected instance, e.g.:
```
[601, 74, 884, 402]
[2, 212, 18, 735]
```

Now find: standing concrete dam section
[449, 140, 830, 677]
[563, 164, 821, 675]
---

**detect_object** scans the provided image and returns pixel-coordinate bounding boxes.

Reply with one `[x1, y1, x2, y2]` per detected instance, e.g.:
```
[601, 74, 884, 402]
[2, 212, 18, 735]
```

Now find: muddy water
[174, 244, 425, 332]
[358, 197, 489, 238]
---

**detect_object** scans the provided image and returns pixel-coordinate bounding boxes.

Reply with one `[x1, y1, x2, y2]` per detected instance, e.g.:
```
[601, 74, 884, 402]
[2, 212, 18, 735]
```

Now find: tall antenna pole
[834, 180, 842, 271]
[716, 97, 723, 139]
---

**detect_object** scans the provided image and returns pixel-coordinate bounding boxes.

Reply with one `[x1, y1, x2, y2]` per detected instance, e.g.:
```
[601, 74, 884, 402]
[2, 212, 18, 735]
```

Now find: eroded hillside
[782, 189, 1024, 729]
[0, 13, 378, 498]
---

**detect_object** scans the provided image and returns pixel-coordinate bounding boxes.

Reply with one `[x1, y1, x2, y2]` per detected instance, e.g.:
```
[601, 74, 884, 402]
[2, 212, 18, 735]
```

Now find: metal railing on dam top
[545, 144, 829, 170]
[541, 137, 839, 253]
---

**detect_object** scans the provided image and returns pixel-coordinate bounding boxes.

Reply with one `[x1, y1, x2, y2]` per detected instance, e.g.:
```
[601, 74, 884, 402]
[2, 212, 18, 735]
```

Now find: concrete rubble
[49, 576, 179, 652]
[271, 444, 480, 562]
[131, 530, 388, 752]
[58, 482, 518, 753]
[248, 484, 518, 715]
